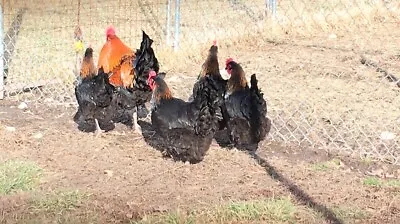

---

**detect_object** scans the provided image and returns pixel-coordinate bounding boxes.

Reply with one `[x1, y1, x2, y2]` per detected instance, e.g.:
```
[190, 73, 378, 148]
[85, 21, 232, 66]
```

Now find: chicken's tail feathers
[141, 30, 154, 49]
[250, 74, 258, 91]
[249, 74, 265, 109]
[193, 76, 220, 136]
[134, 32, 159, 89]
[96, 66, 112, 86]
[97, 66, 106, 76]
[249, 73, 269, 142]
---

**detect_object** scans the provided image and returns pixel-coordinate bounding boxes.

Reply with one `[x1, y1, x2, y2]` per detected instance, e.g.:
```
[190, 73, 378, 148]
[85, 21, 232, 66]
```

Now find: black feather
[150, 76, 220, 164]
[221, 72, 270, 151]
[73, 67, 116, 132]
[189, 43, 228, 131]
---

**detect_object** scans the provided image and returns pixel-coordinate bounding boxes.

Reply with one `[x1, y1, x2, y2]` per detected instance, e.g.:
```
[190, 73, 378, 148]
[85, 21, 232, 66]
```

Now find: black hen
[73, 47, 138, 134]
[190, 41, 228, 130]
[148, 71, 220, 164]
[74, 67, 116, 133]
[222, 58, 270, 151]
[74, 67, 141, 133]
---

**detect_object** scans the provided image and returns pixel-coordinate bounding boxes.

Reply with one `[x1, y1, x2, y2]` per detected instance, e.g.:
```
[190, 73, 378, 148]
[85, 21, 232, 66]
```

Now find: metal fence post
[272, 0, 277, 17]
[173, 0, 180, 51]
[166, 0, 172, 46]
[266, 0, 277, 18]
[0, 4, 4, 100]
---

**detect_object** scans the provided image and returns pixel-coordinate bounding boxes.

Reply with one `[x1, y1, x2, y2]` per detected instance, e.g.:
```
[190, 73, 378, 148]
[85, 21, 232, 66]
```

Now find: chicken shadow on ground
[248, 151, 343, 224]
[139, 119, 341, 223]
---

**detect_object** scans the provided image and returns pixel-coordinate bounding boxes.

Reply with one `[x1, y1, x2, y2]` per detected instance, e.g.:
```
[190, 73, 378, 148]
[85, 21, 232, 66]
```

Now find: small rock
[328, 33, 337, 39]
[5, 126, 16, 132]
[33, 133, 43, 139]
[17, 102, 28, 110]
[104, 170, 113, 177]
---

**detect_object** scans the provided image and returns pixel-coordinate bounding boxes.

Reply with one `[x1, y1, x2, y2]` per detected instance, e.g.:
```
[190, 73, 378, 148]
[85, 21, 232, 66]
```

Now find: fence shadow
[248, 151, 343, 224]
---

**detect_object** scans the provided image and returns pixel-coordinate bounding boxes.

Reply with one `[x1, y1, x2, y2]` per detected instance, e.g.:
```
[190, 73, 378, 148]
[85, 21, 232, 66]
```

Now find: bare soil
[1, 97, 399, 223]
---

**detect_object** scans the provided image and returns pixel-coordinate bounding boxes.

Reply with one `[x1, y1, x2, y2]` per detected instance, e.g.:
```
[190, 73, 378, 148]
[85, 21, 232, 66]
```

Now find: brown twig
[360, 55, 400, 88]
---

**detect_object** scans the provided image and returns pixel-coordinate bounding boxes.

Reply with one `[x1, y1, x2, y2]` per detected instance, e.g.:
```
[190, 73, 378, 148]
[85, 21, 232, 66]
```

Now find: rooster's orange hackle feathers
[98, 25, 136, 88]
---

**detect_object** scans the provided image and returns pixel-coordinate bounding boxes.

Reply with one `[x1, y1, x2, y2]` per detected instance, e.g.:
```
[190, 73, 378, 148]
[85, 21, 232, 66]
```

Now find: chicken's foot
[133, 108, 142, 135]
[94, 119, 104, 137]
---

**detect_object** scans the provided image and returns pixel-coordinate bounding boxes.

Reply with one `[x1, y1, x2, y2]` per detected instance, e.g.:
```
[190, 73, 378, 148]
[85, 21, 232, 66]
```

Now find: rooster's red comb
[226, 57, 234, 65]
[149, 70, 157, 78]
[213, 40, 217, 46]
[106, 25, 116, 37]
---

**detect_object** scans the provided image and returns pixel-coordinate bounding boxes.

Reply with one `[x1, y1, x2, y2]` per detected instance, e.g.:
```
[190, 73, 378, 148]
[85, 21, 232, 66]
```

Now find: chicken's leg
[144, 110, 152, 121]
[94, 119, 104, 137]
[133, 107, 142, 135]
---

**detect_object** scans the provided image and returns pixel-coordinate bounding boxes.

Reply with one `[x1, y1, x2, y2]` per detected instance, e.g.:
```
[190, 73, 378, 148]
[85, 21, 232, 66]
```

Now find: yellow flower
[74, 40, 84, 53]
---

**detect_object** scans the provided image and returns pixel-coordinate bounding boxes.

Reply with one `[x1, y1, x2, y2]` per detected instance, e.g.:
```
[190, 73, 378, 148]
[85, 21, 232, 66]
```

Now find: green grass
[0, 160, 42, 195]
[311, 163, 330, 171]
[134, 197, 300, 224]
[14, 190, 97, 224]
[385, 180, 400, 188]
[2, 190, 97, 224]
[360, 157, 374, 165]
[311, 158, 342, 172]
[363, 177, 382, 187]
[30, 190, 89, 213]
[363, 177, 400, 188]
[332, 206, 369, 222]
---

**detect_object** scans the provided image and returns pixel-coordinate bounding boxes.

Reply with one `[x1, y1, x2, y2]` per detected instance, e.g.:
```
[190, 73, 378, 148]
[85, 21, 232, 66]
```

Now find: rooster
[73, 47, 138, 136]
[98, 25, 134, 88]
[222, 58, 270, 151]
[147, 70, 220, 164]
[97, 27, 160, 133]
[117, 30, 162, 130]
[189, 41, 228, 130]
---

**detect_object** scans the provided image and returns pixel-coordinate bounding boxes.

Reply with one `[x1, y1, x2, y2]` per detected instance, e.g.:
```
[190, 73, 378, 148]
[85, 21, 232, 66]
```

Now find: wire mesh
[0, 0, 399, 164]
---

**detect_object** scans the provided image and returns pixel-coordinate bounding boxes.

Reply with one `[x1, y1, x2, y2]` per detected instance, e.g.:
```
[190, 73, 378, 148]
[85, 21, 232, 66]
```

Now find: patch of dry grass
[134, 197, 315, 224]
[3, 0, 399, 92]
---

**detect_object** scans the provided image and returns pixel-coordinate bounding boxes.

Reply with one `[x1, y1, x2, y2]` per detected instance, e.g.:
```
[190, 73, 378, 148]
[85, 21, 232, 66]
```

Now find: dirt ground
[0, 84, 399, 223]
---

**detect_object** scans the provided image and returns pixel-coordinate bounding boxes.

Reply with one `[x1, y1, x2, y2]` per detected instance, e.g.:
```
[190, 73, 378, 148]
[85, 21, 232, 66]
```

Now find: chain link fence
[1, 0, 399, 164]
